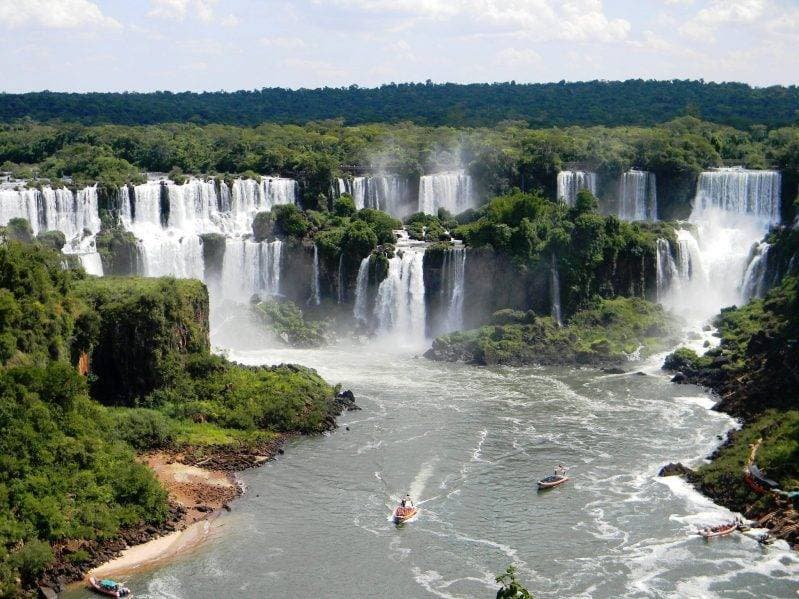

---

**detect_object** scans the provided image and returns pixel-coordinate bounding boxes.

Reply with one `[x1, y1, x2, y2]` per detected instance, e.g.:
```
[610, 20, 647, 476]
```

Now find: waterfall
[353, 256, 371, 324]
[741, 242, 771, 301]
[695, 168, 781, 224]
[655, 239, 678, 302]
[557, 171, 597, 206]
[218, 238, 282, 304]
[0, 188, 39, 232]
[0, 184, 103, 271]
[374, 247, 426, 342]
[337, 253, 346, 304]
[418, 171, 473, 215]
[439, 246, 466, 333]
[656, 168, 781, 322]
[310, 244, 321, 306]
[550, 254, 562, 327]
[333, 175, 410, 217]
[619, 170, 657, 221]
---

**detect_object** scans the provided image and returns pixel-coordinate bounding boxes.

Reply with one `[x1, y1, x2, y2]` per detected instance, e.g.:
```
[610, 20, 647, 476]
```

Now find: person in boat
[554, 464, 568, 478]
[400, 494, 414, 508]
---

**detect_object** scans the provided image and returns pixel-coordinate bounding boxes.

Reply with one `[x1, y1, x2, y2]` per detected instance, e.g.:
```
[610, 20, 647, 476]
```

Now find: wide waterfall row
[0, 184, 103, 274]
[118, 177, 297, 295]
[418, 171, 474, 216]
[619, 170, 657, 221]
[556, 171, 596, 206]
[695, 168, 781, 224]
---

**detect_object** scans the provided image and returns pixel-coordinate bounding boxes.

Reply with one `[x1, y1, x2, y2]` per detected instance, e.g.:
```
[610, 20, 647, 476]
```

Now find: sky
[0, 0, 797, 92]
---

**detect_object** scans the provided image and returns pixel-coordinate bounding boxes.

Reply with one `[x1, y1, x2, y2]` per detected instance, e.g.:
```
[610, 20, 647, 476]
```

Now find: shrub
[114, 408, 176, 450]
[333, 194, 356, 218]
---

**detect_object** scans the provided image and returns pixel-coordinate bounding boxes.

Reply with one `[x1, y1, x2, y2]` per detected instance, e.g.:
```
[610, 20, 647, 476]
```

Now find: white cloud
[496, 47, 542, 66]
[260, 36, 308, 49]
[221, 14, 239, 27]
[679, 0, 766, 41]
[0, 0, 121, 29]
[147, 0, 217, 23]
[319, 0, 630, 42]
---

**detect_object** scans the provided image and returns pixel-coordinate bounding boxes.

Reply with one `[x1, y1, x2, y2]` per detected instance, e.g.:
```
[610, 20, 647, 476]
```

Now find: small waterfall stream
[550, 253, 563, 326]
[353, 257, 371, 324]
[557, 171, 597, 206]
[439, 246, 466, 334]
[309, 245, 321, 306]
[619, 170, 657, 221]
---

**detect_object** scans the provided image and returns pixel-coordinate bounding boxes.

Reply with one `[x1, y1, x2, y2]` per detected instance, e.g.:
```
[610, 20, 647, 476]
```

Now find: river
[66, 339, 799, 598]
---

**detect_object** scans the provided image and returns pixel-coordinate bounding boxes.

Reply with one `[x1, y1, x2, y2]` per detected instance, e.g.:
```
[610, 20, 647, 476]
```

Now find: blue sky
[1, 0, 797, 92]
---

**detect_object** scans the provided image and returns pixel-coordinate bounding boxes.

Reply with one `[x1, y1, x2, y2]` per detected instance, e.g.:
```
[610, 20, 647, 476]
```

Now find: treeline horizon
[1, 79, 798, 129]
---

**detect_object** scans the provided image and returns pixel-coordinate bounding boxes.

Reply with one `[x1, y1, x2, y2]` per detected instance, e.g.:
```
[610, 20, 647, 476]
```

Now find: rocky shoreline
[660, 375, 799, 549]
[35, 390, 359, 597]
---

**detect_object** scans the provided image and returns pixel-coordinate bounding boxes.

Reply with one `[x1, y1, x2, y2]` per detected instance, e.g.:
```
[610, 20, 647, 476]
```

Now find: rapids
[64, 340, 799, 598]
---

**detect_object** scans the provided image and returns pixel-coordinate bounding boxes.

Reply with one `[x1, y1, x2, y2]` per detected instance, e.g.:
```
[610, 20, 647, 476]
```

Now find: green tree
[496, 565, 533, 599]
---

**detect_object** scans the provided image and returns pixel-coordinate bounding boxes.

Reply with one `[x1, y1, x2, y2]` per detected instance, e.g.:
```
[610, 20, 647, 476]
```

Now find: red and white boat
[698, 521, 738, 539]
[392, 505, 418, 524]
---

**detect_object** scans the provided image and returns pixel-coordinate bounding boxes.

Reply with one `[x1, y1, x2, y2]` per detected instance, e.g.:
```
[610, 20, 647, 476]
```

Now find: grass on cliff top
[437, 297, 677, 365]
[696, 410, 799, 504]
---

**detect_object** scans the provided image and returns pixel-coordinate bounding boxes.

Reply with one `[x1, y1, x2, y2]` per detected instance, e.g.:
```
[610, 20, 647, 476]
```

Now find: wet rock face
[658, 462, 695, 478]
[460, 248, 539, 328]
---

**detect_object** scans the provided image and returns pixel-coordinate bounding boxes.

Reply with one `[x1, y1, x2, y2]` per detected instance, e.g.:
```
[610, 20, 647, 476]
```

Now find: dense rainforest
[2, 117, 798, 222]
[0, 237, 347, 596]
[1, 80, 798, 129]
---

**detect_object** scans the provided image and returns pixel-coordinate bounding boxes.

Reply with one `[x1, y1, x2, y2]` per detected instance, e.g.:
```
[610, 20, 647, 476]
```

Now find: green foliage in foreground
[428, 297, 676, 366]
[0, 242, 341, 594]
[695, 410, 799, 508]
[496, 565, 533, 599]
[0, 243, 169, 594]
[254, 299, 329, 348]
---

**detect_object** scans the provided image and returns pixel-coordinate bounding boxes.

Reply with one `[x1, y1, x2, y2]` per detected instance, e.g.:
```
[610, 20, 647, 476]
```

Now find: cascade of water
[418, 171, 473, 215]
[218, 238, 283, 304]
[310, 244, 321, 306]
[353, 257, 371, 324]
[550, 254, 563, 326]
[655, 239, 679, 302]
[656, 168, 781, 322]
[121, 176, 297, 285]
[337, 253, 346, 304]
[343, 175, 410, 217]
[695, 168, 781, 224]
[439, 246, 466, 333]
[374, 247, 426, 341]
[261, 239, 283, 296]
[619, 170, 657, 221]
[557, 171, 597, 206]
[0, 188, 39, 232]
[741, 242, 771, 301]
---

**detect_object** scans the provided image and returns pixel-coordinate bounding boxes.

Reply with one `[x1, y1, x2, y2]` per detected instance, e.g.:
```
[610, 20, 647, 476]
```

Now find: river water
[67, 340, 799, 598]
